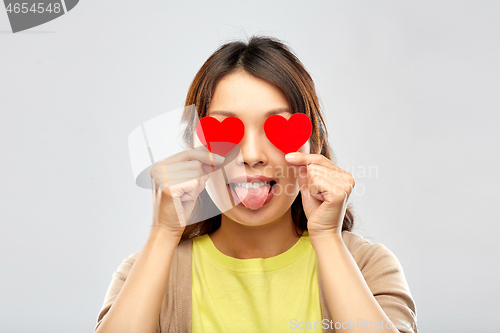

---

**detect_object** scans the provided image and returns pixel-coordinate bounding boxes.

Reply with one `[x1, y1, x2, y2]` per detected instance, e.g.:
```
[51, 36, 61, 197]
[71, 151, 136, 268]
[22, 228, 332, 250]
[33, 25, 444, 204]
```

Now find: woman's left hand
[285, 152, 355, 237]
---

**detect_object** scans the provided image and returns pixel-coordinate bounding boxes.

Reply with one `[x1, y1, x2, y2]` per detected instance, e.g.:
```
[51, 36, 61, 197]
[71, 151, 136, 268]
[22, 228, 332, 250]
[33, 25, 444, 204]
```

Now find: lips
[228, 175, 277, 184]
[227, 175, 277, 205]
[227, 175, 278, 194]
[226, 182, 276, 207]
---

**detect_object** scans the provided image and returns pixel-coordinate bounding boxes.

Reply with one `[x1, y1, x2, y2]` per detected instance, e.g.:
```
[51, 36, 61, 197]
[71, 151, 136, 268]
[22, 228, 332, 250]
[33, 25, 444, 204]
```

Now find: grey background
[1, 1, 499, 332]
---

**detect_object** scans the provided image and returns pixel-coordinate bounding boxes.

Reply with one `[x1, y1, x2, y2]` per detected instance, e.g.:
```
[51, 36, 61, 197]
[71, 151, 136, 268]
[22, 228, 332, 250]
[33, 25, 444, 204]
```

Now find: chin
[223, 196, 293, 227]
[223, 208, 276, 226]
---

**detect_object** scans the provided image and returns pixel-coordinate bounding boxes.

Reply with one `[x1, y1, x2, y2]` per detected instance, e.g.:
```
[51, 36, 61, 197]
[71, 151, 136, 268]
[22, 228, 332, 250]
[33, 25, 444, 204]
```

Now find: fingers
[162, 160, 203, 173]
[151, 153, 216, 204]
[302, 164, 355, 203]
[149, 148, 223, 230]
[170, 178, 200, 201]
[150, 148, 223, 190]
[285, 152, 344, 172]
[163, 147, 225, 166]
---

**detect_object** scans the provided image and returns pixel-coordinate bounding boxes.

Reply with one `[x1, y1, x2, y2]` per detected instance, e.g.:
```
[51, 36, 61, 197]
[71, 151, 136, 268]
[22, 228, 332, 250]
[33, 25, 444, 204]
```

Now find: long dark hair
[179, 35, 354, 241]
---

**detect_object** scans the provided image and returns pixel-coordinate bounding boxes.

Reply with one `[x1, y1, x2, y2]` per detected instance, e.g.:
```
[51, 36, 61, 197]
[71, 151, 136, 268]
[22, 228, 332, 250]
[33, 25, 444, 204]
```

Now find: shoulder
[341, 229, 380, 252]
[341, 231, 418, 332]
[112, 253, 139, 281]
[341, 230, 412, 291]
[114, 239, 193, 279]
[341, 230, 402, 272]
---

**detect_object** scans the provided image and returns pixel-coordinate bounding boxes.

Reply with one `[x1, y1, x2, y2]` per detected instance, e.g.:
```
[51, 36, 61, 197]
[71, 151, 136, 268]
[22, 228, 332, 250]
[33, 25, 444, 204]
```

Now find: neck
[208, 209, 303, 259]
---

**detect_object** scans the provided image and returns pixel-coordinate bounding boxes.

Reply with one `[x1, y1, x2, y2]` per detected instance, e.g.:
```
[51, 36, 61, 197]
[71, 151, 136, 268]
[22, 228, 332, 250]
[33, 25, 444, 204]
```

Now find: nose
[236, 126, 268, 168]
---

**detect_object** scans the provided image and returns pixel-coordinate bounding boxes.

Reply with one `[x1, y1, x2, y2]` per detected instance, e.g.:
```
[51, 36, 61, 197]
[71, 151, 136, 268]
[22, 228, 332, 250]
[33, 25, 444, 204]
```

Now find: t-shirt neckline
[197, 230, 311, 272]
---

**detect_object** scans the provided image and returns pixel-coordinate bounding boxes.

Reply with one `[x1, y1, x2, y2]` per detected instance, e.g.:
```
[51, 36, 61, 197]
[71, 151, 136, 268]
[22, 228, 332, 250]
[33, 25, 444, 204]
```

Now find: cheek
[298, 140, 311, 154]
[193, 132, 203, 148]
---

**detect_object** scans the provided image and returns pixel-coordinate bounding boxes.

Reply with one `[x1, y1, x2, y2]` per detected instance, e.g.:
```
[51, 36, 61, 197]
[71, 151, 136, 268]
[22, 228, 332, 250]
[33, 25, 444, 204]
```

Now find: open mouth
[228, 180, 277, 191]
[227, 180, 277, 210]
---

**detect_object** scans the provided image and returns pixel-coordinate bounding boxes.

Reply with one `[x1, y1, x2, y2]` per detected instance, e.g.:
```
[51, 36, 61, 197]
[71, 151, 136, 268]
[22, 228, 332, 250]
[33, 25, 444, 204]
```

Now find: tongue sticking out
[234, 184, 271, 210]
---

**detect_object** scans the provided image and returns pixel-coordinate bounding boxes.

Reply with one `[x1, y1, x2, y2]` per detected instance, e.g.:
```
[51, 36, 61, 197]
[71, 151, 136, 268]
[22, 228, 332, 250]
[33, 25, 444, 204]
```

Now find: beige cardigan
[95, 231, 418, 333]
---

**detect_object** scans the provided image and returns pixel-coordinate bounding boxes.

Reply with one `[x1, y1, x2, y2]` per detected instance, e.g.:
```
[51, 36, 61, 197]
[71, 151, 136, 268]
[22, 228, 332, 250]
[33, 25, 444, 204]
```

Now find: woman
[95, 36, 417, 333]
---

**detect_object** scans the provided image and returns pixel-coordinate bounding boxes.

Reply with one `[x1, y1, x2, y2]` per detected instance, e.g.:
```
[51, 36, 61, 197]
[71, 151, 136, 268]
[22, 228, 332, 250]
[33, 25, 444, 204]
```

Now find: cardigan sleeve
[94, 253, 161, 333]
[343, 232, 418, 333]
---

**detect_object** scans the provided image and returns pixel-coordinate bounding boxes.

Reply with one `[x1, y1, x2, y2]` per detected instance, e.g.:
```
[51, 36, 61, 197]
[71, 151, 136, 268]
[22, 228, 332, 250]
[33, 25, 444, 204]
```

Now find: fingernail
[285, 153, 297, 161]
[213, 154, 225, 162]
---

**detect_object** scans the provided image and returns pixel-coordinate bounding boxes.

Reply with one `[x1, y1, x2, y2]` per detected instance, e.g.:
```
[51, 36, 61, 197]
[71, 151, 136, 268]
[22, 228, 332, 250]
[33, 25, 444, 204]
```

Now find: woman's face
[197, 69, 311, 226]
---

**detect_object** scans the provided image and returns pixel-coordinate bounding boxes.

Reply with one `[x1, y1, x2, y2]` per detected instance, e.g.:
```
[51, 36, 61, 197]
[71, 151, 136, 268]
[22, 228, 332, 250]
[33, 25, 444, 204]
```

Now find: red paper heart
[264, 113, 312, 154]
[196, 116, 245, 156]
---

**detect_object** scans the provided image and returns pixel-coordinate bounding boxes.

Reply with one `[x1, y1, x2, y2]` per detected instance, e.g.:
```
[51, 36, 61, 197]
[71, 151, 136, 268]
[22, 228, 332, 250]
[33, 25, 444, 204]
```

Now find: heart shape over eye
[196, 116, 245, 156]
[264, 113, 312, 154]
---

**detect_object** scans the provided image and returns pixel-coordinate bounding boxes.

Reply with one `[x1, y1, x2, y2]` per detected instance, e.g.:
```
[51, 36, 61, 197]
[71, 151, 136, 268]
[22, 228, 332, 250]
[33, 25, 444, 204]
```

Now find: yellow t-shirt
[191, 230, 324, 333]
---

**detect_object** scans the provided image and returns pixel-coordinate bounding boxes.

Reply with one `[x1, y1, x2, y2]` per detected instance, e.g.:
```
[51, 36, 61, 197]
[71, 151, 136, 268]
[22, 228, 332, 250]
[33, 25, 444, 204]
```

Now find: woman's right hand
[149, 148, 225, 239]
